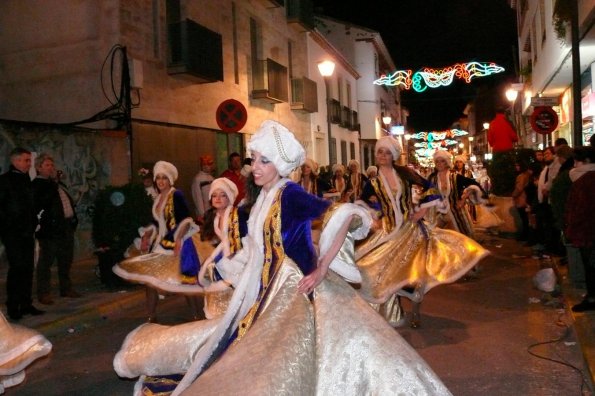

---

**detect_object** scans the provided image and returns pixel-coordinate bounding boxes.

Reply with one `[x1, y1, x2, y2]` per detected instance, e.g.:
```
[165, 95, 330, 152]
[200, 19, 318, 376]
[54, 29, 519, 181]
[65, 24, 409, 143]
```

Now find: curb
[33, 289, 145, 337]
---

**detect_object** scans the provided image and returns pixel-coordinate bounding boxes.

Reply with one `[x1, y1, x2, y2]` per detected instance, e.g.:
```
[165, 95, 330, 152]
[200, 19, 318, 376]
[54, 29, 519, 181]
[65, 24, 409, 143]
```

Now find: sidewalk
[0, 256, 145, 337]
[1, 234, 594, 384]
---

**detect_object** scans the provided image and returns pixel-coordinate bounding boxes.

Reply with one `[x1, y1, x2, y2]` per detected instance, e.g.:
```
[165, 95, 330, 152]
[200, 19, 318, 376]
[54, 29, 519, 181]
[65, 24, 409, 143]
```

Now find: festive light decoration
[373, 62, 504, 92]
[413, 140, 458, 149]
[411, 129, 469, 142]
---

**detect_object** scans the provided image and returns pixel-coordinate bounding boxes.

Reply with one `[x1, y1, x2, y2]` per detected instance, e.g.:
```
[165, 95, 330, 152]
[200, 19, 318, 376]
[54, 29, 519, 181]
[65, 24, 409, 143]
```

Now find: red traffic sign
[216, 99, 247, 133]
[530, 106, 558, 135]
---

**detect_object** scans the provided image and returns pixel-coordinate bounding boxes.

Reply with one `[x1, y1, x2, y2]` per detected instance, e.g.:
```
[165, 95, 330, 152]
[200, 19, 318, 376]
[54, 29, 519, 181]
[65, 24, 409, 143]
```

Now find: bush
[92, 183, 154, 260]
[487, 149, 536, 196]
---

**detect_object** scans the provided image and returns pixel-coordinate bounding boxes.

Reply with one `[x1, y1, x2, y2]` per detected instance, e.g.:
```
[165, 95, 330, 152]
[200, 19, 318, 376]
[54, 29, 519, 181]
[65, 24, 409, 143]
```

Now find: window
[341, 140, 347, 165]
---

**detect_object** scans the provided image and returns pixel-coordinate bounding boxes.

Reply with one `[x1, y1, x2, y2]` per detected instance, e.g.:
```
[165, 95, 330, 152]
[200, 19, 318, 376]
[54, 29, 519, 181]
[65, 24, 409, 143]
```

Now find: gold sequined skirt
[356, 221, 489, 304]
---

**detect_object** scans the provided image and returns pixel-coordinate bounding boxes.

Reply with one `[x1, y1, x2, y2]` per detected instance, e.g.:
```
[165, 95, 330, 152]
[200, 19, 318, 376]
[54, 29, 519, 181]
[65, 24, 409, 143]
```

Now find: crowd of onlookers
[509, 136, 595, 312]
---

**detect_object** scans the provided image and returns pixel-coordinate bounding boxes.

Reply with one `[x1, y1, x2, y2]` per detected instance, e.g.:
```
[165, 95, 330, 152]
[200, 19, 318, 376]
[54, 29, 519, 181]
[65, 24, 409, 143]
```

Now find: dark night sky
[313, 0, 518, 131]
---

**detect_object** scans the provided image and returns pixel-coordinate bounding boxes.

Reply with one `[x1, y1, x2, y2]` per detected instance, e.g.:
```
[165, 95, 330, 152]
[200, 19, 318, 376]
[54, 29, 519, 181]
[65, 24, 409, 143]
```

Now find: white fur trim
[320, 204, 372, 283]
[464, 185, 487, 205]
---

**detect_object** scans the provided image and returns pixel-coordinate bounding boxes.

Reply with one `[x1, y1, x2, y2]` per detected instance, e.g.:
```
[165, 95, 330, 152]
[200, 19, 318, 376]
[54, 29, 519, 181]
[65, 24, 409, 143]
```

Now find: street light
[318, 60, 336, 165]
[505, 88, 518, 102]
[468, 136, 474, 154]
[382, 115, 392, 129]
[482, 122, 490, 130]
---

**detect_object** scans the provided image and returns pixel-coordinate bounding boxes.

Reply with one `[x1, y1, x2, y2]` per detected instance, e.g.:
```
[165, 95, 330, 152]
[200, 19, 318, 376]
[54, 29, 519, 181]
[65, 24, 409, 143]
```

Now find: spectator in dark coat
[32, 154, 81, 306]
[564, 147, 595, 312]
[0, 148, 44, 320]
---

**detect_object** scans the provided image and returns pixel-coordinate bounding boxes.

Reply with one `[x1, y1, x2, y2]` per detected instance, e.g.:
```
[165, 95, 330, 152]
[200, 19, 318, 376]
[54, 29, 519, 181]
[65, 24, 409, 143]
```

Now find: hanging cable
[56, 44, 132, 130]
[527, 311, 594, 395]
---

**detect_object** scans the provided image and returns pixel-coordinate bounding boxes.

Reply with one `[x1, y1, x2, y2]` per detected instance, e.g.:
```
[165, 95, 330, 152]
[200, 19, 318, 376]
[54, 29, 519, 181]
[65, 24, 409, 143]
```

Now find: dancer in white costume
[113, 120, 452, 396]
[0, 311, 52, 393]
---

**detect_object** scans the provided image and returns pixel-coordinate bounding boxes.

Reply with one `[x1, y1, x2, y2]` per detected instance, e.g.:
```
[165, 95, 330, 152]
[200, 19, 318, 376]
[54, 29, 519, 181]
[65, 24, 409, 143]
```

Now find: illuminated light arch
[373, 62, 504, 92]
[412, 129, 468, 142]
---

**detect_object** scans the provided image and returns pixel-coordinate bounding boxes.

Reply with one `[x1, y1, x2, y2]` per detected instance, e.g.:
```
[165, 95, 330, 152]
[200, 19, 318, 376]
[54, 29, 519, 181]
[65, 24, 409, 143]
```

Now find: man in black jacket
[32, 154, 81, 305]
[0, 147, 44, 320]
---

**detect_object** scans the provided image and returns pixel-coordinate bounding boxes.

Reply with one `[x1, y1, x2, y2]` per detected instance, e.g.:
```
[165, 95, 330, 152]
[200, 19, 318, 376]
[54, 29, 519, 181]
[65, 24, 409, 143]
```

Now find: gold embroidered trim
[234, 185, 287, 342]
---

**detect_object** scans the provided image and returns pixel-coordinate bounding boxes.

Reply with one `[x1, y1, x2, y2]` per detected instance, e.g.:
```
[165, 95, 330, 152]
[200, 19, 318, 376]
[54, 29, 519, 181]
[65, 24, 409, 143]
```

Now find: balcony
[330, 99, 341, 124]
[286, 0, 315, 31]
[290, 77, 318, 113]
[349, 110, 360, 132]
[252, 58, 289, 103]
[167, 19, 223, 83]
[340, 106, 351, 129]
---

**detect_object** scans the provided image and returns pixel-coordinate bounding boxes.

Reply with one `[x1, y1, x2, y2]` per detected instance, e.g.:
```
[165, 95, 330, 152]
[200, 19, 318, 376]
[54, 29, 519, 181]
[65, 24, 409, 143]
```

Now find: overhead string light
[373, 62, 505, 92]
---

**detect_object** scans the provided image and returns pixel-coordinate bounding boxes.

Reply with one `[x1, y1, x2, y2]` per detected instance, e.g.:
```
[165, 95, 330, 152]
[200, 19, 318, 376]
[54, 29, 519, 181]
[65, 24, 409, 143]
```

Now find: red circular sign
[530, 106, 559, 135]
[216, 99, 247, 133]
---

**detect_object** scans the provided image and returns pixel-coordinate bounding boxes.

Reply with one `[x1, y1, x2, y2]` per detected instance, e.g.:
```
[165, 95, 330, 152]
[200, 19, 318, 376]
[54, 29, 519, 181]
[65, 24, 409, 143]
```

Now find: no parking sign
[530, 106, 558, 135]
[216, 99, 247, 133]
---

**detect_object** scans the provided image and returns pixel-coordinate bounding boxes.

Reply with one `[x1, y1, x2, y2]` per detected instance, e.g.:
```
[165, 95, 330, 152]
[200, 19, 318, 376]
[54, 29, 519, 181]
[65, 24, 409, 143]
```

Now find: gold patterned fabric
[113, 235, 214, 294]
[114, 258, 451, 396]
[356, 221, 488, 304]
[0, 312, 52, 392]
[355, 168, 488, 322]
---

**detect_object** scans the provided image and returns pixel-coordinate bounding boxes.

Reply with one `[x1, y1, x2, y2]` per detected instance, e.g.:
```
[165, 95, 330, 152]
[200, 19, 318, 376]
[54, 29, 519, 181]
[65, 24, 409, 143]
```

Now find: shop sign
[530, 96, 558, 107]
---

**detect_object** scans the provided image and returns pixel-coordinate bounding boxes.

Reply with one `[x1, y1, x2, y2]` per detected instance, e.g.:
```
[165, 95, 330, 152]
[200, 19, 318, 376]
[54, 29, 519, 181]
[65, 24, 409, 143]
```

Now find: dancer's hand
[298, 267, 327, 294]
[410, 207, 428, 222]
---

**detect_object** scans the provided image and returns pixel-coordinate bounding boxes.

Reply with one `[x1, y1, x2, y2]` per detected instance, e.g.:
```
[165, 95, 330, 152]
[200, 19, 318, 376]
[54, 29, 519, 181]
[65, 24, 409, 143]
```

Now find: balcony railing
[340, 106, 352, 129]
[349, 110, 360, 132]
[330, 99, 341, 124]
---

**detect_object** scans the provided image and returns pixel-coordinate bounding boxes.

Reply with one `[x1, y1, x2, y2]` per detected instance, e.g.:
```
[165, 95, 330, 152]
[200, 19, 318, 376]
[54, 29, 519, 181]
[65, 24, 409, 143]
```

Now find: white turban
[454, 155, 467, 164]
[348, 159, 360, 170]
[209, 177, 239, 205]
[248, 120, 305, 177]
[332, 163, 345, 174]
[375, 136, 402, 160]
[303, 158, 319, 175]
[433, 150, 453, 167]
[153, 161, 178, 185]
[366, 165, 377, 177]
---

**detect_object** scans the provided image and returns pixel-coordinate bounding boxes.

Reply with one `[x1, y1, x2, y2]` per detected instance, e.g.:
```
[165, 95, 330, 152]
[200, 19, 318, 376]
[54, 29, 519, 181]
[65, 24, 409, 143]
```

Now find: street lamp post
[318, 60, 336, 165]
[404, 133, 412, 164]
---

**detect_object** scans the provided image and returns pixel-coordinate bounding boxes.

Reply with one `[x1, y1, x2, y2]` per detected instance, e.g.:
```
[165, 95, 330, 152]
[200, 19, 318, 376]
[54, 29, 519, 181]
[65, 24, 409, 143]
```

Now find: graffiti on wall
[0, 123, 128, 259]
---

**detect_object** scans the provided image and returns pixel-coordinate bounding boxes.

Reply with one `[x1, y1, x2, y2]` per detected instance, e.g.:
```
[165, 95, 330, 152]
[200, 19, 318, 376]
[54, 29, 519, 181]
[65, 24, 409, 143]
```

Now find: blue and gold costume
[114, 178, 452, 395]
[113, 187, 209, 293]
[426, 171, 484, 238]
[355, 165, 488, 326]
